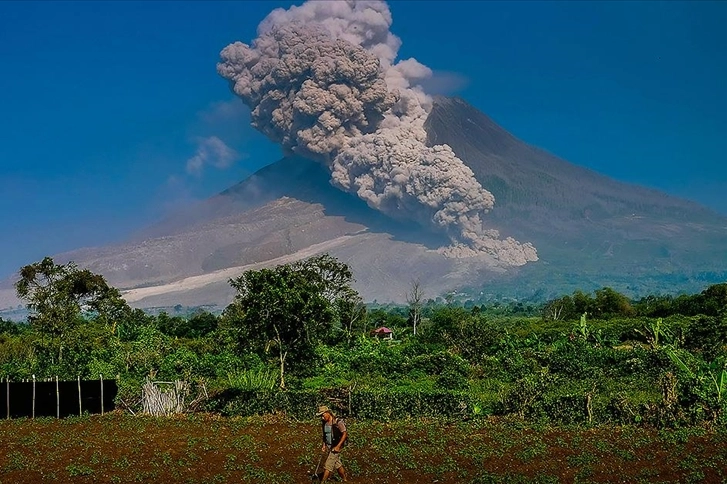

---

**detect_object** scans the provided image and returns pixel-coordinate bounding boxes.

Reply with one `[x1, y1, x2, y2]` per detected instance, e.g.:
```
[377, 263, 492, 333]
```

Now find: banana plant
[635, 318, 673, 349]
[575, 312, 589, 340]
[665, 346, 726, 405]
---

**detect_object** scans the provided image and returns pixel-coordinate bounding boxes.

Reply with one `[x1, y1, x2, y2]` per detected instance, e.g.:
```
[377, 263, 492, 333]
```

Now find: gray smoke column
[217, 0, 537, 265]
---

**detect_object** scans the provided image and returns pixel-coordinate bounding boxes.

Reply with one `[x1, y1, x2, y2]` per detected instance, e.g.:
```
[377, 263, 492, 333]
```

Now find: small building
[370, 326, 394, 340]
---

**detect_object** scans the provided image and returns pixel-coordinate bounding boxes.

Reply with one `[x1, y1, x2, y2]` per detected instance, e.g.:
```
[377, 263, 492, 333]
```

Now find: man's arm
[333, 430, 347, 452]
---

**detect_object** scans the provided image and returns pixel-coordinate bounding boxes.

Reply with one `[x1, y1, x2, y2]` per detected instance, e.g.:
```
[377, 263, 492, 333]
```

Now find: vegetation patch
[1, 256, 726, 481]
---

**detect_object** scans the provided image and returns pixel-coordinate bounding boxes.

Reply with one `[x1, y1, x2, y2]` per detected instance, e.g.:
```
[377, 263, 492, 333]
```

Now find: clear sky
[0, 1, 725, 278]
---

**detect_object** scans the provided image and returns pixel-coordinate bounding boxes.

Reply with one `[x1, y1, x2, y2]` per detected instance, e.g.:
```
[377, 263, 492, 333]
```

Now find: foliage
[664, 347, 726, 425]
[15, 257, 130, 338]
[0, 317, 24, 336]
[227, 367, 279, 392]
[543, 287, 635, 321]
[12, 257, 132, 375]
[3, 255, 727, 428]
[226, 254, 360, 388]
[366, 308, 407, 332]
[683, 316, 727, 360]
[205, 388, 322, 419]
[635, 283, 727, 318]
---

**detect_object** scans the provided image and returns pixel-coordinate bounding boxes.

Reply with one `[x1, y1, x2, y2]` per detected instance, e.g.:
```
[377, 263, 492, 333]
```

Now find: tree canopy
[14, 257, 132, 367]
[225, 254, 359, 388]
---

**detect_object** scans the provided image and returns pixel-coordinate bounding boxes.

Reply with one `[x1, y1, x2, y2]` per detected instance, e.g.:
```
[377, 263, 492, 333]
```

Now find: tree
[0, 317, 22, 336]
[14, 256, 131, 365]
[426, 305, 471, 345]
[336, 291, 366, 342]
[593, 287, 634, 318]
[572, 290, 594, 317]
[634, 294, 675, 317]
[542, 295, 575, 321]
[226, 254, 359, 389]
[185, 310, 219, 338]
[366, 308, 407, 333]
[155, 311, 186, 337]
[406, 279, 424, 335]
[700, 283, 727, 317]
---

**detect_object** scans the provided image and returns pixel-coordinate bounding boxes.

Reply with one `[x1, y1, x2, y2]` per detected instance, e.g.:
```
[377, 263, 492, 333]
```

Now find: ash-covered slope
[3, 97, 724, 312]
[48, 139, 505, 308]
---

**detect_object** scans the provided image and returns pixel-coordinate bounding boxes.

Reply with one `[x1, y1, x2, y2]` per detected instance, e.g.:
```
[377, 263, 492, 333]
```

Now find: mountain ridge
[1, 96, 725, 312]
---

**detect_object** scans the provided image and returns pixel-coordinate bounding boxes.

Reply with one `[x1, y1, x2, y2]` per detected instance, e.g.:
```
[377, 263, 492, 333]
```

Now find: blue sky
[0, 1, 725, 278]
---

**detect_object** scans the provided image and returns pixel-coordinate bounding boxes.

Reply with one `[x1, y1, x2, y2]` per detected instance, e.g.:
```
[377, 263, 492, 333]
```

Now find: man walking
[316, 405, 348, 482]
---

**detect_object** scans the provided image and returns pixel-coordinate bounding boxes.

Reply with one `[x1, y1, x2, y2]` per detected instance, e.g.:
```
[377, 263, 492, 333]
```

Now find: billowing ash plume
[217, 0, 537, 265]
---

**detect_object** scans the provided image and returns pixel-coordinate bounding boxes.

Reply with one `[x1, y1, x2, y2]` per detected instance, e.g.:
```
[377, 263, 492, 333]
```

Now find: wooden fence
[140, 379, 208, 416]
[142, 380, 189, 416]
[0, 376, 117, 419]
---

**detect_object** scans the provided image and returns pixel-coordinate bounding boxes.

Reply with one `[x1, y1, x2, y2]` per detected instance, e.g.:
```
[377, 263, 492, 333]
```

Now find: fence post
[56, 376, 59, 419]
[78, 376, 82, 416]
[32, 374, 36, 419]
[100, 374, 104, 415]
[5, 377, 9, 419]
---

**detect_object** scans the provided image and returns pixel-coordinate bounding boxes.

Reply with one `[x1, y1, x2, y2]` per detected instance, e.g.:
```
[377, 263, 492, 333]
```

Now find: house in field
[370, 326, 394, 340]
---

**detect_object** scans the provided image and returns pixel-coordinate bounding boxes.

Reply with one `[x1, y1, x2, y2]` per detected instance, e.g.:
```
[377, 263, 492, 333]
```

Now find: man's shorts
[324, 450, 343, 472]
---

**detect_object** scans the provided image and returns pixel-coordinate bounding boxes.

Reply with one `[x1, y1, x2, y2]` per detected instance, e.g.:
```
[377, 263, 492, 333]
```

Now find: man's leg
[321, 451, 336, 482]
[337, 465, 347, 481]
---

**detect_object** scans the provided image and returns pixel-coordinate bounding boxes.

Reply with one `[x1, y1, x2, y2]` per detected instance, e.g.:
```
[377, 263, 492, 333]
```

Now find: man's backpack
[326, 418, 348, 449]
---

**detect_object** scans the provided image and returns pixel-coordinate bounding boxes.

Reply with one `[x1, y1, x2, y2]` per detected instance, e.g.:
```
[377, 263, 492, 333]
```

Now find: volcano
[2, 97, 725, 311]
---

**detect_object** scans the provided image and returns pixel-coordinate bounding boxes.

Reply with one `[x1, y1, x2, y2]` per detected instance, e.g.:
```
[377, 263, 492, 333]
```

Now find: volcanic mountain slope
[2, 97, 725, 312]
[425, 98, 727, 288]
[57, 155, 504, 308]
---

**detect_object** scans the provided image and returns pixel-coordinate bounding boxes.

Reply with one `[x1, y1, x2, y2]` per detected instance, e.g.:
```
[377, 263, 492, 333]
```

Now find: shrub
[348, 339, 406, 378]
[538, 393, 589, 425]
[498, 370, 558, 419]
[204, 389, 320, 419]
[351, 389, 473, 420]
[227, 367, 279, 391]
[435, 368, 468, 391]
[406, 351, 466, 375]
[684, 316, 727, 360]
[546, 339, 607, 379]
[204, 387, 476, 421]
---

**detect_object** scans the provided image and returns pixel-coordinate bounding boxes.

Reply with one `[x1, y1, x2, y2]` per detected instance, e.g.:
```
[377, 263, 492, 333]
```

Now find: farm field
[0, 413, 725, 483]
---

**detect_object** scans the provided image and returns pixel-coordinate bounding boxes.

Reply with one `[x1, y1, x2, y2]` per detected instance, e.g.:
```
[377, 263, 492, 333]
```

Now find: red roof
[372, 327, 393, 334]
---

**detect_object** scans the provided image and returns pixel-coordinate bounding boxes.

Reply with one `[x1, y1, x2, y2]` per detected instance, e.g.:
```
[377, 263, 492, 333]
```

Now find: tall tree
[226, 254, 358, 389]
[406, 279, 424, 335]
[336, 289, 366, 342]
[14, 257, 130, 364]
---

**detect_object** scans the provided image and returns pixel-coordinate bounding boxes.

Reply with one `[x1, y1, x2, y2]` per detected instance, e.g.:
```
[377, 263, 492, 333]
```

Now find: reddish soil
[0, 413, 725, 483]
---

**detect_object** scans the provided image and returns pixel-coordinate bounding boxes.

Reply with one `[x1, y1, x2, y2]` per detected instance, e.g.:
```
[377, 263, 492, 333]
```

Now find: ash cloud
[217, 0, 537, 265]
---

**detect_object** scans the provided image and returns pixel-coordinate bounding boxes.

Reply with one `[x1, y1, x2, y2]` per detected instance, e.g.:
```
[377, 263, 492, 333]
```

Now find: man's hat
[316, 405, 332, 416]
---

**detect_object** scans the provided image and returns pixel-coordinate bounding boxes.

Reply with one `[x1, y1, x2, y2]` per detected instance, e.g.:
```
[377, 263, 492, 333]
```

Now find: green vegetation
[0, 256, 725, 429]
